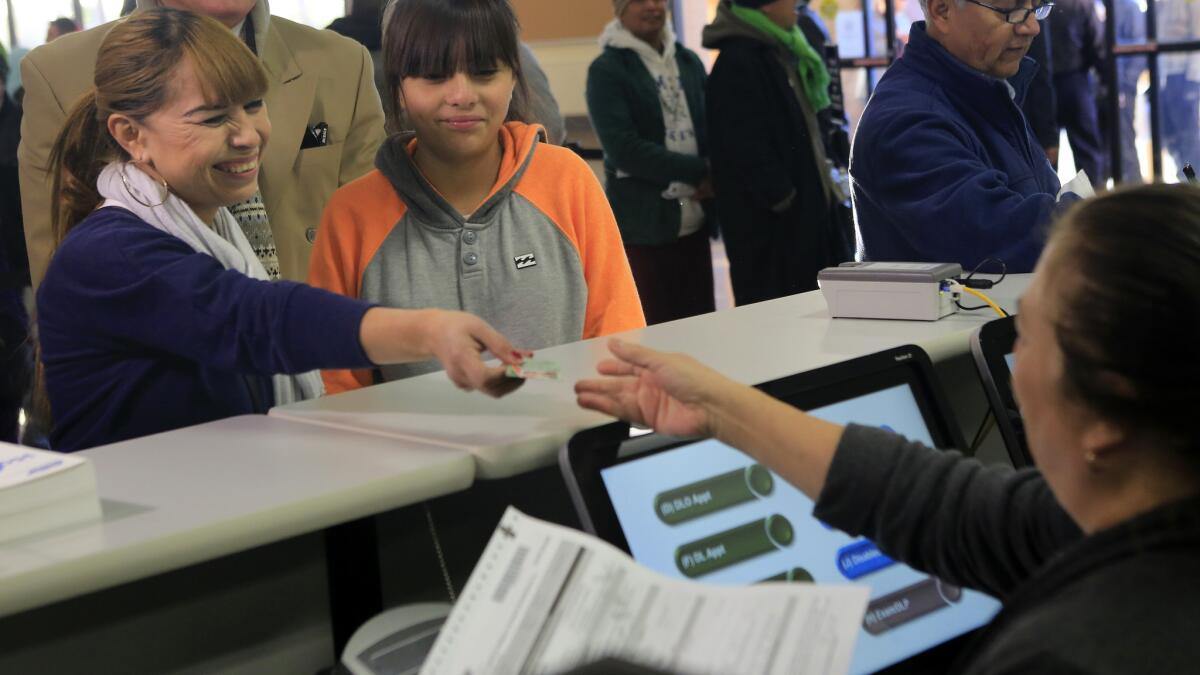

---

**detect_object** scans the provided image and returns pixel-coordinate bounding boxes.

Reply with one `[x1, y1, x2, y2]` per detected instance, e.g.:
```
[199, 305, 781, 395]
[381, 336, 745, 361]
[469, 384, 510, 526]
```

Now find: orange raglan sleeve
[307, 172, 395, 394]
[567, 152, 646, 338]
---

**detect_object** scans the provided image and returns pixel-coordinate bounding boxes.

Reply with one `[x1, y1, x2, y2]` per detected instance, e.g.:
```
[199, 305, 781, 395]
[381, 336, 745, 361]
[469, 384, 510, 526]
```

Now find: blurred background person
[1048, 0, 1105, 184]
[703, 0, 850, 305]
[328, 0, 388, 119]
[46, 18, 81, 43]
[1112, 0, 1146, 183]
[588, 0, 716, 325]
[1022, 29, 1060, 166]
[0, 48, 30, 444]
[518, 43, 567, 145]
[1157, 0, 1200, 177]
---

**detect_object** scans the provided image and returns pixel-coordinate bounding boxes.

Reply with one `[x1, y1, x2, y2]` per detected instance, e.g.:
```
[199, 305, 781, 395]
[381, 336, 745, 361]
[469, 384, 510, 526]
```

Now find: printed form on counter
[419, 507, 870, 675]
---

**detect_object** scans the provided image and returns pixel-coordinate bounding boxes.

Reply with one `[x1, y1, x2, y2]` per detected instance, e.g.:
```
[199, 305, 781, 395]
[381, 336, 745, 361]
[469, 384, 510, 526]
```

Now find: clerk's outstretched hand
[575, 339, 730, 437]
[577, 338, 845, 499]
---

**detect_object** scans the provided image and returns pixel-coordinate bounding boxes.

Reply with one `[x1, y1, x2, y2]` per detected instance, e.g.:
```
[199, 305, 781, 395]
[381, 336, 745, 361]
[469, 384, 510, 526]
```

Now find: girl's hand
[575, 339, 726, 437]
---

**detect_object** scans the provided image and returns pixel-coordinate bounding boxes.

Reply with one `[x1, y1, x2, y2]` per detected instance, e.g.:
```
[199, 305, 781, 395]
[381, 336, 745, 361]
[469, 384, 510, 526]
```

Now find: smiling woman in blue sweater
[36, 9, 526, 452]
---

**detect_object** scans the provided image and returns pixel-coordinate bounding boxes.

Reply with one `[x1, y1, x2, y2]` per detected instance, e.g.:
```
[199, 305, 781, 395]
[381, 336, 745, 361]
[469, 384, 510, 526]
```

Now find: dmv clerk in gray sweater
[577, 183, 1200, 673]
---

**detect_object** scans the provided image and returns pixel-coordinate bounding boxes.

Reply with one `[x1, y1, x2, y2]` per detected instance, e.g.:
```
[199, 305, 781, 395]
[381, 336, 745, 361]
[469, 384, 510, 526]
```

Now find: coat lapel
[259, 24, 316, 194]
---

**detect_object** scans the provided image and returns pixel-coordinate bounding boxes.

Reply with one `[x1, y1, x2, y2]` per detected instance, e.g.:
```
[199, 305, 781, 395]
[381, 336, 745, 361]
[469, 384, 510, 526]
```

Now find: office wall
[512, 0, 611, 40]
[512, 0, 611, 118]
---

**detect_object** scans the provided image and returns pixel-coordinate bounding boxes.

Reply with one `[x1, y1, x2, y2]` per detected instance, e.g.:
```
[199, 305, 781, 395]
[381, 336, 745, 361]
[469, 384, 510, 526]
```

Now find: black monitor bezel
[969, 316, 1030, 467]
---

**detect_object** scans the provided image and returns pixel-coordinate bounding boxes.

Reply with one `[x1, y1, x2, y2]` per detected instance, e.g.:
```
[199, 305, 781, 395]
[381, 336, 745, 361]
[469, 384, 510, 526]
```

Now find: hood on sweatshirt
[374, 122, 546, 227]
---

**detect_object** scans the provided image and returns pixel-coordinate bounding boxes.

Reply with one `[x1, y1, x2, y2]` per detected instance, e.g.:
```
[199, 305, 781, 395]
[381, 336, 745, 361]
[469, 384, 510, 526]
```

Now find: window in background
[270, 0, 344, 31]
[6, 0, 76, 51]
[81, 1, 128, 28]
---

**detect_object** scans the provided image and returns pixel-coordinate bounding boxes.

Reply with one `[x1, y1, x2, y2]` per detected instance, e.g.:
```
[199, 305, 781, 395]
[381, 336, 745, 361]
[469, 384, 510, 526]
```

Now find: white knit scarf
[97, 162, 324, 406]
[600, 19, 705, 237]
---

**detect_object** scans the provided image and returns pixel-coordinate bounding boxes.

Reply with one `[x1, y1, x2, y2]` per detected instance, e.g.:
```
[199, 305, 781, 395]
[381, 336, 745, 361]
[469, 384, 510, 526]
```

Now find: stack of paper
[420, 507, 869, 675]
[0, 442, 101, 543]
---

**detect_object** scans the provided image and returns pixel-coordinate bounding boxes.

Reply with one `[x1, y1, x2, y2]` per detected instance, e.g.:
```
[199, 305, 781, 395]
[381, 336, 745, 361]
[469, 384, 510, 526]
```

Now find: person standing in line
[1048, 0, 1105, 183]
[1157, 0, 1200, 176]
[587, 0, 717, 325]
[1112, 0, 1145, 183]
[308, 0, 644, 393]
[703, 0, 850, 306]
[0, 51, 29, 444]
[46, 18, 81, 43]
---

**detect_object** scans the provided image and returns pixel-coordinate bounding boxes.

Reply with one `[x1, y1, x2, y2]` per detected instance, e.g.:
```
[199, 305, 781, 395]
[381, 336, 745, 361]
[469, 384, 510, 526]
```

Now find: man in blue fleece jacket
[850, 0, 1064, 273]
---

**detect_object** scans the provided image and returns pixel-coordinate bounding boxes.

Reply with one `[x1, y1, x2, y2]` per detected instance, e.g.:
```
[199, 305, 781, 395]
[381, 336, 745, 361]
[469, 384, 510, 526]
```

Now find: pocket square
[301, 122, 329, 149]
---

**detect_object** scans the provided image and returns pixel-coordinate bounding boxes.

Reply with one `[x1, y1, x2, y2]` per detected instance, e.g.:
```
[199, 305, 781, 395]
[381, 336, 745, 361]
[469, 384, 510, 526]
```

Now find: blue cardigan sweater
[850, 23, 1063, 273]
[38, 207, 375, 452]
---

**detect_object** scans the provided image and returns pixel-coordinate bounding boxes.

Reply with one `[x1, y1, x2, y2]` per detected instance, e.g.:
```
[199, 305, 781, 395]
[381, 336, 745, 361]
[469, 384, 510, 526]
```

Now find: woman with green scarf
[702, 0, 852, 305]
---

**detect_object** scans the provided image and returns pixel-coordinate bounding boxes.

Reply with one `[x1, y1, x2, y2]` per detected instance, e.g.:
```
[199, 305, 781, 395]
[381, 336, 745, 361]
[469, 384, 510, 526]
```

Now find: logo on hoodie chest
[513, 253, 537, 270]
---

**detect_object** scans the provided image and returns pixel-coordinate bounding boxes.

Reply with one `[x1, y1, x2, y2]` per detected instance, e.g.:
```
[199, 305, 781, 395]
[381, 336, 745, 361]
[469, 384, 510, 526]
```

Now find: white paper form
[1057, 170, 1096, 200]
[420, 507, 869, 675]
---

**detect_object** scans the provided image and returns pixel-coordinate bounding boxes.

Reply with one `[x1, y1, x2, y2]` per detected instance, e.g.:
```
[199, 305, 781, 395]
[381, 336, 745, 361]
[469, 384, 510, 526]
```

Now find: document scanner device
[818, 262, 963, 321]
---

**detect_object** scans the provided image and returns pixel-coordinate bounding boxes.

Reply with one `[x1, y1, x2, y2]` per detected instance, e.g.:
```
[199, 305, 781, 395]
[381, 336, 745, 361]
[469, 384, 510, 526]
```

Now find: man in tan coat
[18, 0, 386, 287]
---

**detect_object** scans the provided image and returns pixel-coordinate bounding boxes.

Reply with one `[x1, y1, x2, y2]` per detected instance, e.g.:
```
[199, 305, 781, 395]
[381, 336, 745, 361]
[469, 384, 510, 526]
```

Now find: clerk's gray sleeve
[813, 424, 1082, 599]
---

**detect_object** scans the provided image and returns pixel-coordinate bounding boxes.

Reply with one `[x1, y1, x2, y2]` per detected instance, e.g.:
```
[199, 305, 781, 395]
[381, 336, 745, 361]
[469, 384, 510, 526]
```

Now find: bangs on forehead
[182, 29, 268, 107]
[390, 1, 520, 78]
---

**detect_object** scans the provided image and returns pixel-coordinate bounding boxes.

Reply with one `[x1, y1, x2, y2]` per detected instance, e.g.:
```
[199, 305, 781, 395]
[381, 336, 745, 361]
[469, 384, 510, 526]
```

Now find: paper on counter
[420, 507, 869, 675]
[1057, 170, 1095, 200]
[0, 442, 100, 543]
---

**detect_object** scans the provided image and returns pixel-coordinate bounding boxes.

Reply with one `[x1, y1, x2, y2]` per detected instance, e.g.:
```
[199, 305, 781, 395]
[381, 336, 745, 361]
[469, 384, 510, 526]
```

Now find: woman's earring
[119, 162, 170, 208]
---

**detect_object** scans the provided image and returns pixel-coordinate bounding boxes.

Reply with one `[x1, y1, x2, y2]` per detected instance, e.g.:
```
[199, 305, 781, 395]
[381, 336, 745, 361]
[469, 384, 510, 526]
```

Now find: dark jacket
[818, 425, 1200, 674]
[0, 91, 26, 290]
[1047, 0, 1104, 76]
[1021, 31, 1059, 149]
[850, 22, 1063, 273]
[586, 41, 710, 246]
[703, 4, 845, 301]
[37, 207, 374, 452]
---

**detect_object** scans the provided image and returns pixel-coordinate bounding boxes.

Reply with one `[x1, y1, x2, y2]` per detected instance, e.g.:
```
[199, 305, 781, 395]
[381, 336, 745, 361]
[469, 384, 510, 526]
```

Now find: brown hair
[48, 8, 268, 244]
[381, 0, 529, 133]
[1046, 183, 1200, 461]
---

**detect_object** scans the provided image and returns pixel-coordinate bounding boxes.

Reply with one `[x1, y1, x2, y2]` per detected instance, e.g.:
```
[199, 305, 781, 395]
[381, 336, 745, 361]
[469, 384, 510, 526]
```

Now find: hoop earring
[119, 162, 169, 208]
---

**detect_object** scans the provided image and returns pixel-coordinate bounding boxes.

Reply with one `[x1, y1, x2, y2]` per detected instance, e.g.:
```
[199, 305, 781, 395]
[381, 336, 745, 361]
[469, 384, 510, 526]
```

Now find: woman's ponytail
[48, 90, 115, 246]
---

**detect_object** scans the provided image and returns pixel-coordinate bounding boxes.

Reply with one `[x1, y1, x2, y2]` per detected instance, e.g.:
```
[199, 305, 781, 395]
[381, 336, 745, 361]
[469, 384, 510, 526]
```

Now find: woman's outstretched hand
[360, 308, 531, 398]
[575, 339, 729, 437]
[422, 310, 530, 398]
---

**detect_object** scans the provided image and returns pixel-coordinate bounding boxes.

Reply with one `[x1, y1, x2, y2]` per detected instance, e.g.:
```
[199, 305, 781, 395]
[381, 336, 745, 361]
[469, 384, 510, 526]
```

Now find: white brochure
[0, 442, 100, 542]
[1057, 170, 1096, 200]
[420, 507, 869, 675]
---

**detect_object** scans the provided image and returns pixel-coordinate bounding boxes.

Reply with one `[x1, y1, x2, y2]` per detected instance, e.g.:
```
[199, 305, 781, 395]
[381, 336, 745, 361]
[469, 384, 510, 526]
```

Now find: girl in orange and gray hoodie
[309, 0, 645, 393]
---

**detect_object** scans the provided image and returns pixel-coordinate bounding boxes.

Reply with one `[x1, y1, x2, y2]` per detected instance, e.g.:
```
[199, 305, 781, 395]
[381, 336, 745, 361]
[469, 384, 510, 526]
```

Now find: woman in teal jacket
[587, 0, 715, 325]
